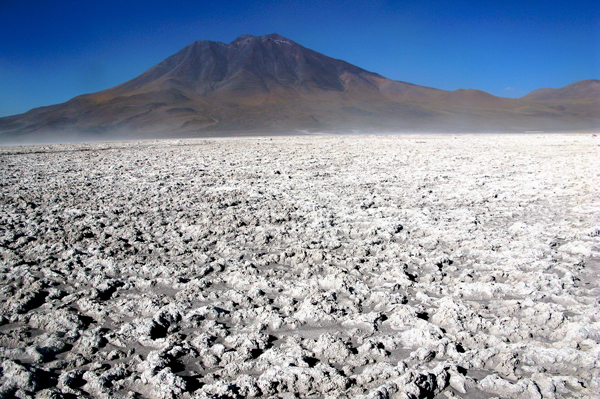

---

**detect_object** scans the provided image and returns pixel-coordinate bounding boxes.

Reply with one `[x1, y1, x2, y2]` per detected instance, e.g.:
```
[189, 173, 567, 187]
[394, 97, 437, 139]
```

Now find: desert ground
[0, 134, 598, 399]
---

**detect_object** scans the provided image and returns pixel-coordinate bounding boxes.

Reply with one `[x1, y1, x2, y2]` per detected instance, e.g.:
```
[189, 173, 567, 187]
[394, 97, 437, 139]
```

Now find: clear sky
[1, 0, 598, 117]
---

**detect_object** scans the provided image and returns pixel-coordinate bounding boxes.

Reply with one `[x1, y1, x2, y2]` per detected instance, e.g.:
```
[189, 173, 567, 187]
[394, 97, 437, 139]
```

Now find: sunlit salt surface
[0, 134, 598, 398]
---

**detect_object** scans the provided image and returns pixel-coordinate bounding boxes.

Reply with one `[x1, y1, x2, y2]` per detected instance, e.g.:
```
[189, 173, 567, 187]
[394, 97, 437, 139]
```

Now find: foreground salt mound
[0, 134, 598, 398]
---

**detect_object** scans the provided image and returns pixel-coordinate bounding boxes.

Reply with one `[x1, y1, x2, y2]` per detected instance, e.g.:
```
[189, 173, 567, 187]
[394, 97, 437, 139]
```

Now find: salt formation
[0, 134, 598, 398]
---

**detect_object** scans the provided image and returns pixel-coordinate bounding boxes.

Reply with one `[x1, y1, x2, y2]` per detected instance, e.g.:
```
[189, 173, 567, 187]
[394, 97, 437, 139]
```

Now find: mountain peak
[231, 34, 255, 44]
[1, 34, 598, 141]
[230, 33, 294, 46]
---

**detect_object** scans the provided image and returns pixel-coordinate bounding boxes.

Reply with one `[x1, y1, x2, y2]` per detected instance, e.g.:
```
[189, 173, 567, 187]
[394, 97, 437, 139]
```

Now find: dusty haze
[1, 34, 598, 143]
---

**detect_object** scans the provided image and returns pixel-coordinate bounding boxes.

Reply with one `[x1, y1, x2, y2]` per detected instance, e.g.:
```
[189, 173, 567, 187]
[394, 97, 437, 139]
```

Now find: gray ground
[0, 134, 598, 399]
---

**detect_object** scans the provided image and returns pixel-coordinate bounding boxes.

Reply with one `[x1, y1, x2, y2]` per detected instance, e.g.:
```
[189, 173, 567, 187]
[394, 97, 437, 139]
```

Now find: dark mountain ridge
[1, 34, 598, 143]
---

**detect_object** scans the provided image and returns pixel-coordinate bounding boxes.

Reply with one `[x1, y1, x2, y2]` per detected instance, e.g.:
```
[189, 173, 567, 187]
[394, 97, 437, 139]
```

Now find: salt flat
[0, 134, 599, 398]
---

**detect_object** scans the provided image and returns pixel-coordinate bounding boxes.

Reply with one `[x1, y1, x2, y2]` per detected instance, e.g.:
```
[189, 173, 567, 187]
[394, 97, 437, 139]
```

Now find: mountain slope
[0, 34, 598, 142]
[523, 79, 600, 102]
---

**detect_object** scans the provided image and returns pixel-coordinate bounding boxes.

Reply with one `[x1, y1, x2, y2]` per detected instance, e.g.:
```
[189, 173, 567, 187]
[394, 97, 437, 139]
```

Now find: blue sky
[0, 0, 598, 117]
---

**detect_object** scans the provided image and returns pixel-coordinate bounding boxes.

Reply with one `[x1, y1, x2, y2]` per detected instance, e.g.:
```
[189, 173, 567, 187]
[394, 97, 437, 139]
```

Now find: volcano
[0, 33, 599, 142]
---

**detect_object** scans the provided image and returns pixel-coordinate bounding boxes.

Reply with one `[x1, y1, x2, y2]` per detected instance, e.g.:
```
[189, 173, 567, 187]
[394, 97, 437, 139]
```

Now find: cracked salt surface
[0, 134, 598, 398]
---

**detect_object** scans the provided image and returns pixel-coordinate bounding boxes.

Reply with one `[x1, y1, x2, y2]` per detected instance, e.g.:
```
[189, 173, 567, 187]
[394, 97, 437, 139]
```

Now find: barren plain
[0, 134, 599, 399]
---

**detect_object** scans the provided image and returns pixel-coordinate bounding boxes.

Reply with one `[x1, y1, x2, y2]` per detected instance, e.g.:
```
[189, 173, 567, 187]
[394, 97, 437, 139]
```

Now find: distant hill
[523, 79, 600, 102]
[1, 34, 598, 143]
